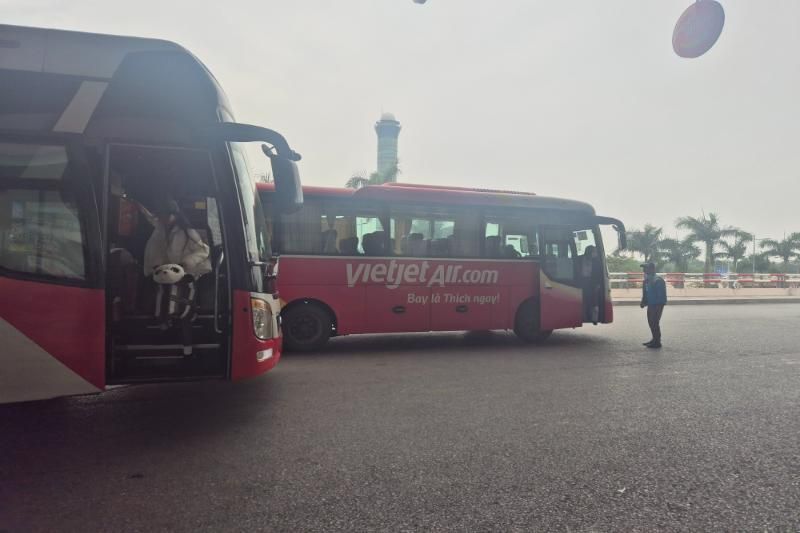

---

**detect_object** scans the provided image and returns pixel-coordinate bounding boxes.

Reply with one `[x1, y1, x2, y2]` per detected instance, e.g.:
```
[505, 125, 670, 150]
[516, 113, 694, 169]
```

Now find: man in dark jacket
[640, 262, 667, 348]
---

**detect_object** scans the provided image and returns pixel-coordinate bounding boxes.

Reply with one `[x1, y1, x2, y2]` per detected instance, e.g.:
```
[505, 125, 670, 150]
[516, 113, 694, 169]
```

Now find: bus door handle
[455, 305, 469, 313]
[392, 305, 406, 314]
[213, 250, 225, 334]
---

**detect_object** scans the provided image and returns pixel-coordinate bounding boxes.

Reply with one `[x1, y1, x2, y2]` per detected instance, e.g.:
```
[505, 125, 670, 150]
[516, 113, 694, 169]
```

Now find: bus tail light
[251, 298, 273, 340]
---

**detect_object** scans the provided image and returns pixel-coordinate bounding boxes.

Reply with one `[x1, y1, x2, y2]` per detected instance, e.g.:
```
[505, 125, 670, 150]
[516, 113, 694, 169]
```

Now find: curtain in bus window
[0, 143, 87, 281]
[279, 202, 323, 254]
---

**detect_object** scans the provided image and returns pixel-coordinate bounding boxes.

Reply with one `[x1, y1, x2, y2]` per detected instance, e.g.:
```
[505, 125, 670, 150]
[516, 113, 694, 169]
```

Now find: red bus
[0, 25, 302, 403]
[259, 183, 625, 350]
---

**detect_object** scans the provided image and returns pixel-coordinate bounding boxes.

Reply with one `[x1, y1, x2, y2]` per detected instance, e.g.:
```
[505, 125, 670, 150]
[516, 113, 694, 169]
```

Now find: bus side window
[483, 217, 539, 259]
[276, 201, 323, 254]
[390, 211, 463, 258]
[0, 143, 88, 282]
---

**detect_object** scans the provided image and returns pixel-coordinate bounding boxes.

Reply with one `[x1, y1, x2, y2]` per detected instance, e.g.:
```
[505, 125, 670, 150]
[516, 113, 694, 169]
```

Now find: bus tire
[282, 302, 332, 352]
[513, 300, 552, 343]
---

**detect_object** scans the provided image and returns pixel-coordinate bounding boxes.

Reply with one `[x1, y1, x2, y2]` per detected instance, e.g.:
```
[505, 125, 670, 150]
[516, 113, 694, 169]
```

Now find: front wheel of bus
[514, 300, 552, 343]
[282, 303, 332, 352]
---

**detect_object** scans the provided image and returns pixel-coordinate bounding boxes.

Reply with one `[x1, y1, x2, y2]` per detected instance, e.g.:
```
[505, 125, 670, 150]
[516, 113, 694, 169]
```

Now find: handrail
[213, 250, 225, 334]
[609, 272, 800, 288]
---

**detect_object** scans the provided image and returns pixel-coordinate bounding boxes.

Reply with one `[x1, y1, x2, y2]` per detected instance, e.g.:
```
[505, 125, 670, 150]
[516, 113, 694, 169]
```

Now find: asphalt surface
[2, 305, 800, 532]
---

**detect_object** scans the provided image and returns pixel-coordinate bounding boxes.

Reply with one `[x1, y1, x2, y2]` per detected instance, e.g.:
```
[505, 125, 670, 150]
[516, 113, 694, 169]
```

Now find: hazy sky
[7, 1, 800, 241]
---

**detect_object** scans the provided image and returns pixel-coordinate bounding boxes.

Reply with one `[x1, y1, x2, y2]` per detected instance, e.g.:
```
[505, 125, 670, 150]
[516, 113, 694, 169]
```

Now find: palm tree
[346, 161, 400, 189]
[675, 213, 734, 273]
[626, 224, 664, 263]
[345, 171, 377, 189]
[660, 237, 701, 272]
[718, 230, 753, 273]
[760, 233, 800, 273]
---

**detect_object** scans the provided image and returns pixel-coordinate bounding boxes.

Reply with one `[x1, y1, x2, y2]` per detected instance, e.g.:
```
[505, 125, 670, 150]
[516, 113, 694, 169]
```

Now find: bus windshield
[230, 142, 271, 263]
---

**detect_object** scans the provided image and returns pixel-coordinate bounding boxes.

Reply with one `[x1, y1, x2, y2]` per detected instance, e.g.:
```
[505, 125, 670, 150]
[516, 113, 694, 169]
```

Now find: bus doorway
[105, 144, 229, 383]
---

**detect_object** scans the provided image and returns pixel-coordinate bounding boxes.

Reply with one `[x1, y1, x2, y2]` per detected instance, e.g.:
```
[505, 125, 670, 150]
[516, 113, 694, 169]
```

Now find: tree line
[611, 213, 800, 274]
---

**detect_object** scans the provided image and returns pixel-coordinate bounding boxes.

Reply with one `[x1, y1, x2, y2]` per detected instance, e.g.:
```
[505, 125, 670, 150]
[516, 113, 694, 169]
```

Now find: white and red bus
[0, 25, 302, 403]
[259, 183, 625, 350]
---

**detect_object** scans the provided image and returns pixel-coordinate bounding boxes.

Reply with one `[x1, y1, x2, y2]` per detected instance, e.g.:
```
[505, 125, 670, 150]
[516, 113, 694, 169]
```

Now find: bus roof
[258, 182, 596, 214]
[0, 24, 182, 79]
[0, 25, 233, 137]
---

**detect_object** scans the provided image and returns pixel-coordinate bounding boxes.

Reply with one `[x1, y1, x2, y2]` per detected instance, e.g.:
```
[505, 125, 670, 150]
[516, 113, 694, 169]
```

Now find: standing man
[640, 262, 667, 348]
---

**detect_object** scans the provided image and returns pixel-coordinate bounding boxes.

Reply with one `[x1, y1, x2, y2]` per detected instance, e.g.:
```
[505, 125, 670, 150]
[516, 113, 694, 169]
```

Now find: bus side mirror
[269, 154, 303, 214]
[615, 225, 627, 251]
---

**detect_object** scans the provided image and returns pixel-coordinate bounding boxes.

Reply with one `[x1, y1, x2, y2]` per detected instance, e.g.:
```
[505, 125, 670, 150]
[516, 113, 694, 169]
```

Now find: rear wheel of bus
[514, 300, 552, 343]
[282, 302, 332, 352]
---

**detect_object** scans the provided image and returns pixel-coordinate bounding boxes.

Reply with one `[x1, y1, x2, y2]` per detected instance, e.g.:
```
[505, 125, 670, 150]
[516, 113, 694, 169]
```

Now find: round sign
[673, 0, 725, 58]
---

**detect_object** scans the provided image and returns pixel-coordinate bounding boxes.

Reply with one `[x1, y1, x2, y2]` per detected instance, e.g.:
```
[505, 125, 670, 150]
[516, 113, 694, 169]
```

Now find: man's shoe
[646, 342, 662, 349]
[643, 341, 654, 346]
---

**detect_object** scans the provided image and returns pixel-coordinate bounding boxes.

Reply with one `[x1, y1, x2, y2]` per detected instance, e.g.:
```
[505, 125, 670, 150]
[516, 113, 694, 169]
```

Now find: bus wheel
[282, 303, 332, 352]
[513, 300, 552, 343]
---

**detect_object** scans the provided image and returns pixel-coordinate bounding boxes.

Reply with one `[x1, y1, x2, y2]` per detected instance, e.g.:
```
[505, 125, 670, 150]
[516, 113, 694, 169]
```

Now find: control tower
[374, 112, 401, 179]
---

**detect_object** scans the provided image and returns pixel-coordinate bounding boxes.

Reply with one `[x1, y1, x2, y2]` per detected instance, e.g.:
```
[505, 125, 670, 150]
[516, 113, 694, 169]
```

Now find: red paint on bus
[0, 277, 105, 388]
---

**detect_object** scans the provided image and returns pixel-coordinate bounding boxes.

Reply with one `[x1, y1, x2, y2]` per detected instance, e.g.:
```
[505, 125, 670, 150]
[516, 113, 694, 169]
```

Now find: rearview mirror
[268, 152, 303, 214]
[616, 227, 627, 251]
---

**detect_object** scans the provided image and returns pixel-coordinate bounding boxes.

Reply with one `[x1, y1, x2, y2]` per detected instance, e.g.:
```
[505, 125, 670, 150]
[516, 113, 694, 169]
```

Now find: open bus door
[539, 226, 584, 332]
[106, 124, 301, 385]
[594, 216, 626, 324]
[538, 217, 625, 334]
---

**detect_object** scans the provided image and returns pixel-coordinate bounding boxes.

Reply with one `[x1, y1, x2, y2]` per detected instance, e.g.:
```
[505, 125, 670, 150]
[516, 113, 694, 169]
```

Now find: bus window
[275, 199, 385, 256]
[573, 228, 597, 256]
[483, 217, 539, 259]
[390, 213, 457, 258]
[231, 143, 271, 263]
[0, 143, 88, 281]
[276, 201, 323, 254]
[357, 216, 386, 256]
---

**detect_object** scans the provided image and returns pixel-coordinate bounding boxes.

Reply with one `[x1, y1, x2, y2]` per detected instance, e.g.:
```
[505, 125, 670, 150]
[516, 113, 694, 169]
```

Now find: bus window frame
[480, 210, 542, 260]
[0, 133, 103, 289]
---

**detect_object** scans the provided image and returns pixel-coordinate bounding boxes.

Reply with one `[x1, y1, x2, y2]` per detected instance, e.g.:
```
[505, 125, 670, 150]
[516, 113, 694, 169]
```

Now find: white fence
[609, 272, 800, 289]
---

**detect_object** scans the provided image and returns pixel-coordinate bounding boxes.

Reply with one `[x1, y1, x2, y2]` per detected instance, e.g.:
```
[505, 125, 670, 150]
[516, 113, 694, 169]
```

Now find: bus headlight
[251, 298, 273, 340]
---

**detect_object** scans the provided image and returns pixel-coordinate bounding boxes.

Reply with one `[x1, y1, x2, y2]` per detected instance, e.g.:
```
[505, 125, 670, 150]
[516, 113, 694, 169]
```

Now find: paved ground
[2, 305, 800, 532]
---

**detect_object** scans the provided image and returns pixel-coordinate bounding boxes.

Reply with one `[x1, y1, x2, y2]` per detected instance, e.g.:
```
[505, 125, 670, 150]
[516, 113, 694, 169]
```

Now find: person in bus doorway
[138, 198, 212, 356]
[581, 245, 603, 325]
[640, 262, 667, 348]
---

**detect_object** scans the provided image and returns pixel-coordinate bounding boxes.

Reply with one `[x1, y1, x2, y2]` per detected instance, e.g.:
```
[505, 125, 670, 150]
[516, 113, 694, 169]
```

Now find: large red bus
[259, 183, 625, 350]
[0, 25, 302, 403]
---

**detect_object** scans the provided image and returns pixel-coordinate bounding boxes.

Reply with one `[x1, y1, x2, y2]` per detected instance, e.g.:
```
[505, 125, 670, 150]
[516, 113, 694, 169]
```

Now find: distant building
[374, 112, 401, 179]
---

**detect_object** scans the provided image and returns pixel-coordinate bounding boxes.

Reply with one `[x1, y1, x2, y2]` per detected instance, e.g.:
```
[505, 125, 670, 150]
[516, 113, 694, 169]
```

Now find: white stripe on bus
[52, 80, 108, 133]
[0, 317, 100, 404]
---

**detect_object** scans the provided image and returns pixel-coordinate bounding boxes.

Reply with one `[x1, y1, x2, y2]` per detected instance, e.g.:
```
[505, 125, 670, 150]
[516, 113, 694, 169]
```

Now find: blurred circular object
[673, 0, 725, 58]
